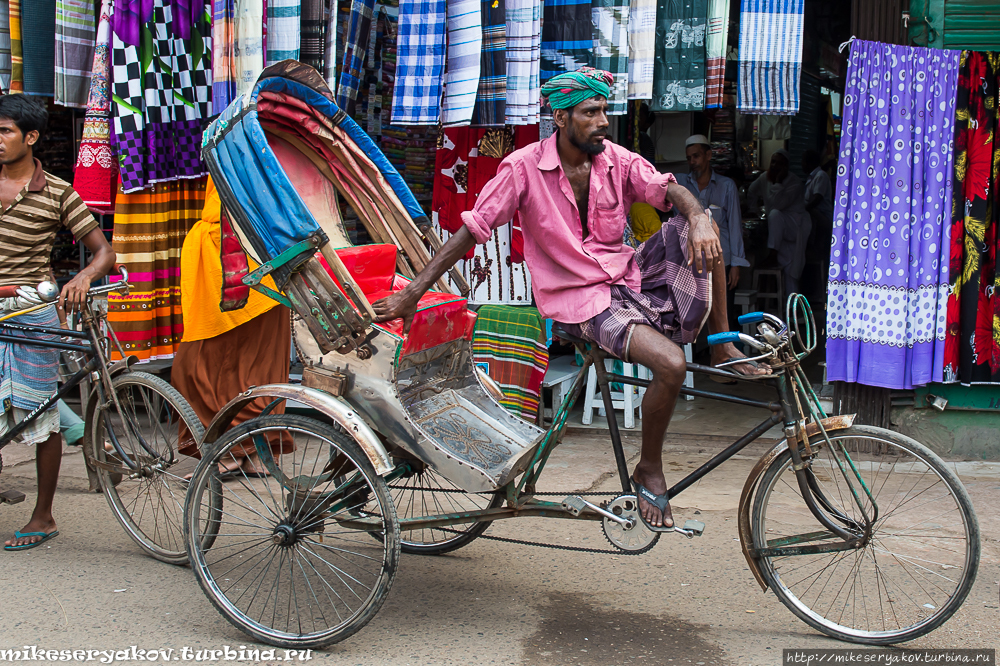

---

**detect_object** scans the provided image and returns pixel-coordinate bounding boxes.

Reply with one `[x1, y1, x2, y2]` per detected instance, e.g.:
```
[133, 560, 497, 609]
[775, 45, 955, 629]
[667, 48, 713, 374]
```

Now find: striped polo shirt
[0, 158, 98, 287]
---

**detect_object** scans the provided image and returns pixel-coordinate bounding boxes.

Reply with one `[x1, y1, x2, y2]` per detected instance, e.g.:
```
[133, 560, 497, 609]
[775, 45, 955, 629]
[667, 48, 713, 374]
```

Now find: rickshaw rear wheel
[184, 414, 400, 649]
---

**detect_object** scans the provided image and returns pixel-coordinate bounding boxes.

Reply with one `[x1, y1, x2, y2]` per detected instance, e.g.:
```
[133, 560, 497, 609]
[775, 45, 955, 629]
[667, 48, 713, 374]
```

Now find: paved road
[0, 435, 996, 665]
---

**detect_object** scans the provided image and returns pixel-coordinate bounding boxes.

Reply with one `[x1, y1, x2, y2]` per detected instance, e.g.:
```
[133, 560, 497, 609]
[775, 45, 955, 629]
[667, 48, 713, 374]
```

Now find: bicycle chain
[435, 526, 634, 556]
[388, 485, 620, 497]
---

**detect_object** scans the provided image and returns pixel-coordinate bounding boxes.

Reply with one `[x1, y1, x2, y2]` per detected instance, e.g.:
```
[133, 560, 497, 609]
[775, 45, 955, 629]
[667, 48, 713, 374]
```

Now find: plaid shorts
[557, 214, 712, 361]
[0, 407, 60, 446]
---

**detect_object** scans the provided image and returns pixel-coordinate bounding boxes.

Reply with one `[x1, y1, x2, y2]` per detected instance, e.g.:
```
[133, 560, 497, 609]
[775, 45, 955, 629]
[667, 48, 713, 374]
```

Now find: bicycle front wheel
[87, 371, 207, 564]
[751, 425, 979, 644]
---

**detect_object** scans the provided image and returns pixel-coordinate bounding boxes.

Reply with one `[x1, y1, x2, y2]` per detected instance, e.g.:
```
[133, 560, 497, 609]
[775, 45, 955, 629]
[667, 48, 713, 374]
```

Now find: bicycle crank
[601, 495, 659, 555]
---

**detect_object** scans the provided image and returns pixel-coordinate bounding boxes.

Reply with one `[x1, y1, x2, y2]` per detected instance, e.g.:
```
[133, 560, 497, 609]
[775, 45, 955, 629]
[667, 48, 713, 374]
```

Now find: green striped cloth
[472, 305, 549, 422]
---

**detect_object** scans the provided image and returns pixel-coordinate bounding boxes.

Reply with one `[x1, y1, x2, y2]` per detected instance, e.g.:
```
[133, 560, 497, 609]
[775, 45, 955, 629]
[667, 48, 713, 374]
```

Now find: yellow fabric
[629, 203, 663, 243]
[180, 178, 280, 342]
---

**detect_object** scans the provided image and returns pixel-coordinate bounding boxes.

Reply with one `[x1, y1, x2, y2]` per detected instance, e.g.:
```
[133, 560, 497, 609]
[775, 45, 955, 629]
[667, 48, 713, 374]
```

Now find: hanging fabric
[472, 305, 549, 422]
[704, 0, 729, 108]
[7, 0, 21, 93]
[627, 0, 654, 100]
[392, 0, 446, 125]
[266, 0, 300, 65]
[300, 0, 324, 71]
[73, 0, 117, 214]
[651, 0, 706, 112]
[336, 0, 376, 115]
[22, 0, 55, 96]
[540, 0, 591, 84]
[944, 51, 1000, 384]
[432, 125, 538, 305]
[592, 0, 629, 115]
[323, 0, 337, 87]
[441, 0, 482, 126]
[111, 0, 213, 194]
[108, 179, 208, 362]
[471, 0, 506, 125]
[55, 0, 97, 107]
[504, 0, 539, 125]
[234, 0, 264, 94]
[826, 40, 958, 390]
[0, 1, 12, 92]
[213, 0, 237, 113]
[737, 0, 803, 115]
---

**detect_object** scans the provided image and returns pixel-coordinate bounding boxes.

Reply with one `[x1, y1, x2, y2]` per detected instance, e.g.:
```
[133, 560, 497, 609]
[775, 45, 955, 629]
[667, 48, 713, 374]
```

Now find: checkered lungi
[0, 304, 61, 445]
[557, 214, 713, 362]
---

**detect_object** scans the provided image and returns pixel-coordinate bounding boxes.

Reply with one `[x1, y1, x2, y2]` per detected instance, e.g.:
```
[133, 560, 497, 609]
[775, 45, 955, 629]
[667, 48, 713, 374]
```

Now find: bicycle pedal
[683, 519, 705, 536]
[0, 489, 26, 504]
[561, 495, 588, 516]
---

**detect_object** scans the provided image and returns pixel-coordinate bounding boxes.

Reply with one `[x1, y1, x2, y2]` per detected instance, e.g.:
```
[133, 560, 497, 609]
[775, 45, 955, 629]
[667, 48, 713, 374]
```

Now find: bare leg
[704, 241, 769, 376]
[626, 324, 687, 528]
[5, 432, 61, 548]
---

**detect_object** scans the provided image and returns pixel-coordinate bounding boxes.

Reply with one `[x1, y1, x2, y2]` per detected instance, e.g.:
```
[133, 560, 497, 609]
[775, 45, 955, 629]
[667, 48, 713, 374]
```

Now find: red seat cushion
[314, 246, 477, 354]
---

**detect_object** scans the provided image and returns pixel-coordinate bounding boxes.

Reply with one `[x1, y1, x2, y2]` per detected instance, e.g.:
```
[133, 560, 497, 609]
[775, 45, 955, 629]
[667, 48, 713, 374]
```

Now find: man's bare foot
[240, 455, 270, 477]
[711, 342, 771, 377]
[632, 462, 673, 528]
[183, 457, 243, 482]
[5, 518, 57, 549]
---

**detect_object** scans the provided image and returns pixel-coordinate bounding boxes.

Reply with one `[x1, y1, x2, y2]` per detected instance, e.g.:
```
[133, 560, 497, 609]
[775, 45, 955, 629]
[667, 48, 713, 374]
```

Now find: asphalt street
[0, 434, 997, 666]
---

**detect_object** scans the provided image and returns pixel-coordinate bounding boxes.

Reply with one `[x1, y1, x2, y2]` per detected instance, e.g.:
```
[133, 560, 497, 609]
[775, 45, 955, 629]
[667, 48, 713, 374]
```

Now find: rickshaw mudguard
[738, 413, 857, 591]
[201, 384, 393, 476]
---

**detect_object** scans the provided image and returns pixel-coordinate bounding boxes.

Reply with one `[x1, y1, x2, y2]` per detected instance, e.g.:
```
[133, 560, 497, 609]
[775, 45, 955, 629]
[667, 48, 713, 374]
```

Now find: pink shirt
[462, 133, 677, 323]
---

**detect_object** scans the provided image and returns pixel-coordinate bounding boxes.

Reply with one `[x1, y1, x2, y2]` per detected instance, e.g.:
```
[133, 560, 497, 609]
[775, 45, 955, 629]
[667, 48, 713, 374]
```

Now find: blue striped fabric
[266, 0, 301, 65]
[0, 305, 60, 414]
[441, 0, 482, 126]
[336, 0, 376, 115]
[540, 0, 592, 83]
[471, 0, 506, 126]
[737, 0, 803, 115]
[393, 0, 447, 125]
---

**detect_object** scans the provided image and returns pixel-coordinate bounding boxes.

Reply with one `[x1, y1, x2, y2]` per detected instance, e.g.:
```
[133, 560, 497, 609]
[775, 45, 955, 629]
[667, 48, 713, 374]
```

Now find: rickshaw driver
[373, 67, 768, 532]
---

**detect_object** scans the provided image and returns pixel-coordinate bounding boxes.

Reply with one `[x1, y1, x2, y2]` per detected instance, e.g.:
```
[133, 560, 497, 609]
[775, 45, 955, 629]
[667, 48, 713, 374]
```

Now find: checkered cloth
[627, 0, 654, 99]
[592, 0, 629, 115]
[472, 305, 549, 422]
[652, 0, 707, 112]
[441, 0, 482, 126]
[556, 214, 712, 361]
[0, 1, 10, 91]
[540, 0, 592, 83]
[213, 0, 237, 113]
[111, 0, 212, 193]
[705, 0, 730, 107]
[392, 0, 447, 125]
[300, 0, 324, 71]
[8, 0, 21, 93]
[0, 305, 61, 446]
[504, 0, 538, 125]
[471, 0, 506, 126]
[336, 0, 376, 115]
[55, 0, 97, 107]
[737, 0, 803, 115]
[266, 0, 301, 65]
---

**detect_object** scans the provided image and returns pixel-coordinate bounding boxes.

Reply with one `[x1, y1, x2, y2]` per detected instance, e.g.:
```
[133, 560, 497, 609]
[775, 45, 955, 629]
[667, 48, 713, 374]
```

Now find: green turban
[541, 67, 614, 110]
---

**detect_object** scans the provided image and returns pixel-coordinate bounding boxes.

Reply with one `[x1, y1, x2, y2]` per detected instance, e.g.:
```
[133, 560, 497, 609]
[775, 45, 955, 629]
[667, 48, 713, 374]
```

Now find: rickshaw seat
[315, 245, 476, 353]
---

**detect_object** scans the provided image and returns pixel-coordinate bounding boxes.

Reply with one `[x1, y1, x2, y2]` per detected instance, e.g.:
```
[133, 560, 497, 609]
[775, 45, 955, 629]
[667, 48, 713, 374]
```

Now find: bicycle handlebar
[0, 266, 130, 305]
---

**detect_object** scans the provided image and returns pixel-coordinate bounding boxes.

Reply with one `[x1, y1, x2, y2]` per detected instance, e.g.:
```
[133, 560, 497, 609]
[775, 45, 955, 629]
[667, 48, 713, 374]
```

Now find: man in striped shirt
[0, 95, 116, 551]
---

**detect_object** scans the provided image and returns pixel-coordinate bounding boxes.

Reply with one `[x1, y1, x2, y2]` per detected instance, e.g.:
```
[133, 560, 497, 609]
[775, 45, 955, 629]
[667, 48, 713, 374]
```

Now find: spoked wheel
[87, 371, 208, 564]
[752, 425, 979, 644]
[184, 414, 400, 649]
[389, 462, 503, 555]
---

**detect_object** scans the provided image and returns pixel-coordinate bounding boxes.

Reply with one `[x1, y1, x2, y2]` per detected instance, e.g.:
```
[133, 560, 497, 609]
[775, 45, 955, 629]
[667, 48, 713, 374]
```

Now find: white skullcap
[685, 134, 711, 148]
[773, 148, 791, 160]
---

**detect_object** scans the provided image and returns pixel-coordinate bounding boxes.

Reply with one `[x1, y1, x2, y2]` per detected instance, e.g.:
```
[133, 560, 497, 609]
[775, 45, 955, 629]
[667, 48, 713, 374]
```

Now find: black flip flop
[711, 357, 765, 383]
[631, 478, 675, 533]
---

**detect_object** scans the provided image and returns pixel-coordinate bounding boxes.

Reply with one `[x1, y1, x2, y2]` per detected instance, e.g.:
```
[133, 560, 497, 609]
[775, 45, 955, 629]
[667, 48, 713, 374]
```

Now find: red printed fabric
[944, 51, 1000, 384]
[432, 126, 539, 261]
[219, 207, 251, 312]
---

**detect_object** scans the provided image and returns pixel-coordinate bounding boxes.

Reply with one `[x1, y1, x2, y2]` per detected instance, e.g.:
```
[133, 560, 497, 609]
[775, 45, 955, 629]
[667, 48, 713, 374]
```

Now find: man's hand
[372, 285, 422, 335]
[59, 273, 93, 313]
[686, 210, 722, 274]
[727, 265, 740, 290]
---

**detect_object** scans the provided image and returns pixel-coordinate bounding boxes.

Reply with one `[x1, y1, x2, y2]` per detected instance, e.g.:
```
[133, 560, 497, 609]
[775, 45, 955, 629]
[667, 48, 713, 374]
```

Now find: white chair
[752, 269, 783, 315]
[540, 355, 584, 426]
[580, 350, 692, 428]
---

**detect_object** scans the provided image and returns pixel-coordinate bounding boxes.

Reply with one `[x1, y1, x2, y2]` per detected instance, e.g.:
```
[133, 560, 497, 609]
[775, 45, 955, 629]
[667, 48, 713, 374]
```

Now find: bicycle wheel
[184, 414, 400, 649]
[751, 425, 979, 644]
[389, 462, 502, 555]
[88, 371, 210, 564]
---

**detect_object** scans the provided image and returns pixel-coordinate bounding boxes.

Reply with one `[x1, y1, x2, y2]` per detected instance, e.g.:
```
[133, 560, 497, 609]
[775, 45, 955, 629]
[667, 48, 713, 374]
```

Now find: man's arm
[373, 159, 521, 332]
[723, 181, 749, 289]
[61, 227, 116, 312]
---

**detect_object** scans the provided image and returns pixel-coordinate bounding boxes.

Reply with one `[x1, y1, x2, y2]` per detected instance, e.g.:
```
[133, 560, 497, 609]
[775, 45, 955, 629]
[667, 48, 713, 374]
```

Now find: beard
[568, 125, 607, 155]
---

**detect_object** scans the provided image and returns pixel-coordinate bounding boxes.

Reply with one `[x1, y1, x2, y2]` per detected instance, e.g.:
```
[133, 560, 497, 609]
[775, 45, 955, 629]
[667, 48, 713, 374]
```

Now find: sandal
[630, 478, 675, 533]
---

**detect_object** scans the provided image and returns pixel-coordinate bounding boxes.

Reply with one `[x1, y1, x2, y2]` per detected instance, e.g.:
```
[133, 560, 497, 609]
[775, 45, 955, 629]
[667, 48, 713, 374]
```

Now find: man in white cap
[675, 135, 748, 328]
[746, 149, 811, 296]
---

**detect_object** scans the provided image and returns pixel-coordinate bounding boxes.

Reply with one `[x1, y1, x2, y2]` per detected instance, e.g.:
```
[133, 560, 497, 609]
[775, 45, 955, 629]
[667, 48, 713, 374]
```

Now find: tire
[87, 371, 210, 564]
[184, 414, 400, 649]
[388, 463, 502, 555]
[751, 425, 979, 644]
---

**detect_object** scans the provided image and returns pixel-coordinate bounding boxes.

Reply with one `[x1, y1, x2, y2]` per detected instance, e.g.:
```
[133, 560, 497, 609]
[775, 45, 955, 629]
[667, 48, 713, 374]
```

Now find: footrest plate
[0, 489, 26, 504]
[561, 495, 588, 516]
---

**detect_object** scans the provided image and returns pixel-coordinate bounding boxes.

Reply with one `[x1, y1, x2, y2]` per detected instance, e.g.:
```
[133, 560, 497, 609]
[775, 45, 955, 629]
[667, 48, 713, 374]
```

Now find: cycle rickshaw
[181, 62, 980, 650]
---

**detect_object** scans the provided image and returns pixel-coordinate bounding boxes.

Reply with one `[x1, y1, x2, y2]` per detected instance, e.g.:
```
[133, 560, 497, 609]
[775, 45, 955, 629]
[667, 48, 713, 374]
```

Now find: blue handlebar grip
[707, 332, 741, 346]
[737, 312, 766, 325]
